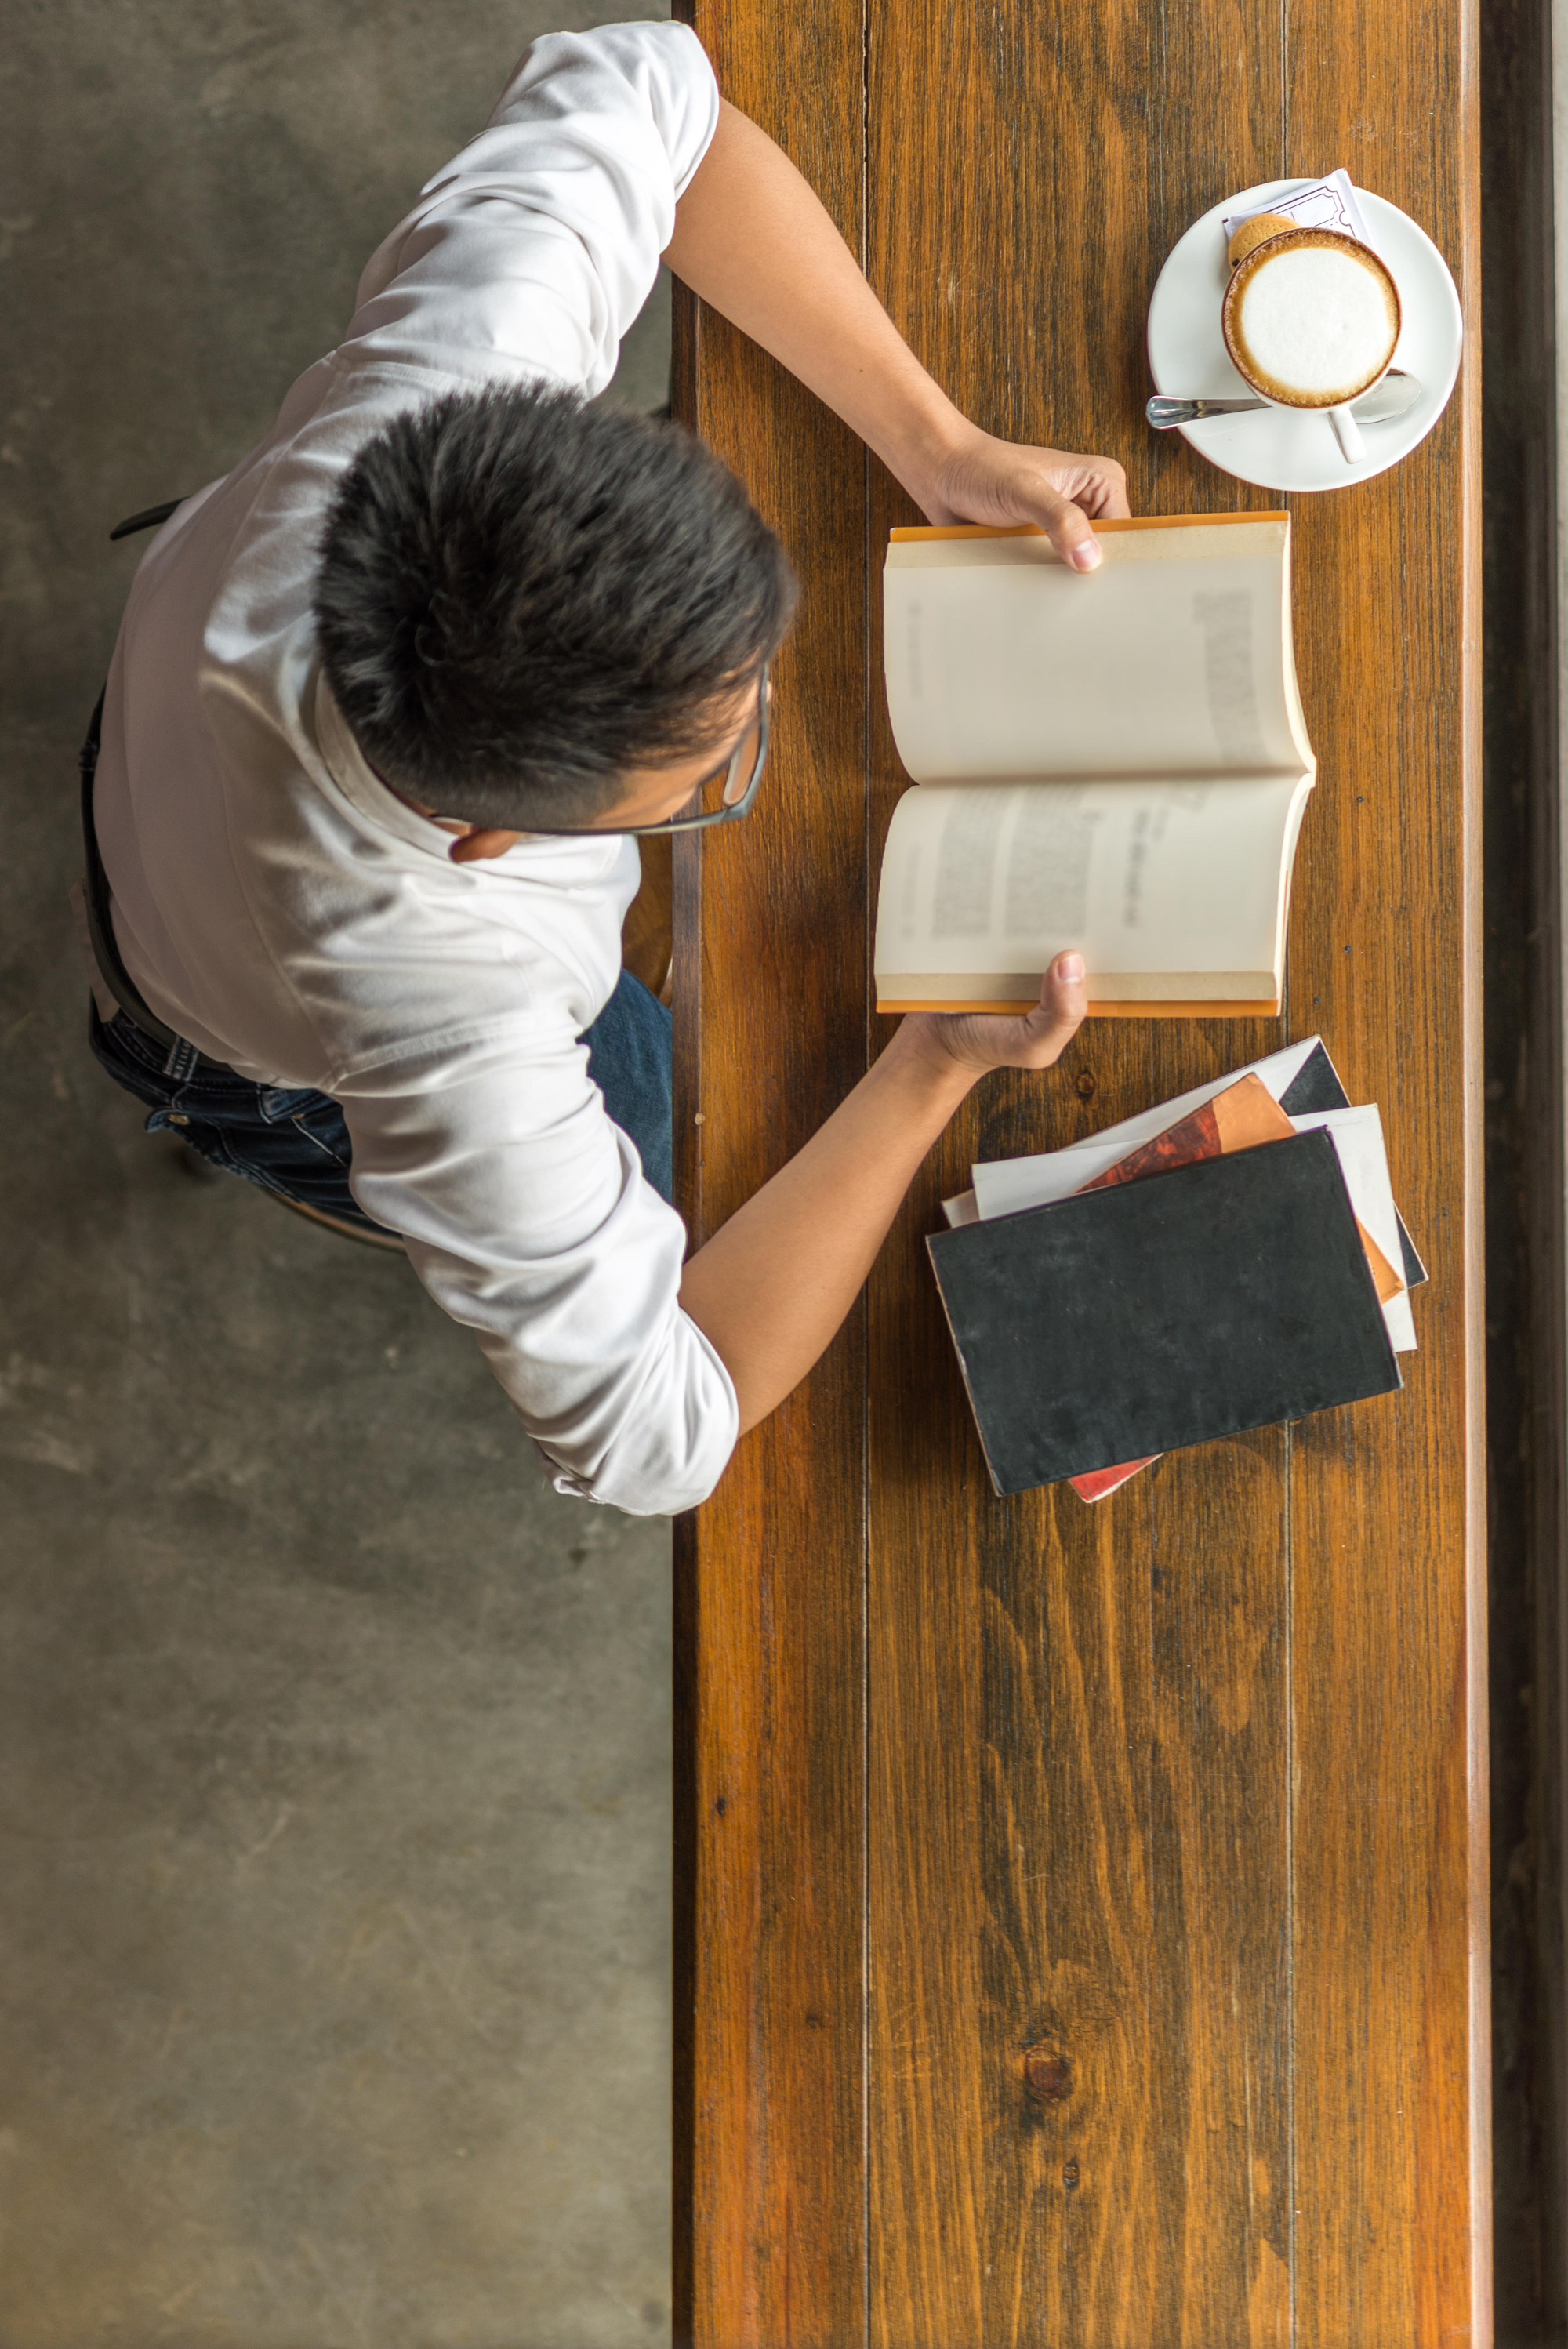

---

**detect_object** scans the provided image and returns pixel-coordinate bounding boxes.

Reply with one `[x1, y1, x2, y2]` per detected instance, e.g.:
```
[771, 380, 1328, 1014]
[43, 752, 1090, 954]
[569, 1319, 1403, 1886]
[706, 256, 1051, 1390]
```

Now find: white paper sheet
[968, 1037, 1322, 1220]
[1289, 1106, 1416, 1351]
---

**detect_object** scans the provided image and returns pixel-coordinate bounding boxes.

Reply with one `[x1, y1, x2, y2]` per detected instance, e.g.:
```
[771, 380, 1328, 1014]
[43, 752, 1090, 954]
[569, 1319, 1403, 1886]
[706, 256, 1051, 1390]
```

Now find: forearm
[678, 1021, 975, 1433]
[665, 100, 1127, 561]
[665, 102, 971, 512]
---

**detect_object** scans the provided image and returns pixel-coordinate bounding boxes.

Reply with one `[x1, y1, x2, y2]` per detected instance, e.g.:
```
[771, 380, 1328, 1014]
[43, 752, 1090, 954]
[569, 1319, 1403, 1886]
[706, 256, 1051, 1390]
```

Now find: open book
[874, 514, 1316, 1016]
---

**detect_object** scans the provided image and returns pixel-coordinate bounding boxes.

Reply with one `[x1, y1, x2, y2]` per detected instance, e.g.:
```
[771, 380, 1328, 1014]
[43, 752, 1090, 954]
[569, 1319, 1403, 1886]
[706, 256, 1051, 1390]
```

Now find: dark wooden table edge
[1480, 0, 1568, 2328]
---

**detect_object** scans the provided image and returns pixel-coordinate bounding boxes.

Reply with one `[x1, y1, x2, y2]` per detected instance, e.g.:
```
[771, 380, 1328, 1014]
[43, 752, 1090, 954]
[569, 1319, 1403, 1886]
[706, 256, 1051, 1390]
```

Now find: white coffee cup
[1221, 227, 1403, 463]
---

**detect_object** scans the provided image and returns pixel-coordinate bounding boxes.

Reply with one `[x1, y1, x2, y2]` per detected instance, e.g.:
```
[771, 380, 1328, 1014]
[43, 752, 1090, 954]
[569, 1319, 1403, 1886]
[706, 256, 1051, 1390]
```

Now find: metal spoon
[1146, 369, 1421, 429]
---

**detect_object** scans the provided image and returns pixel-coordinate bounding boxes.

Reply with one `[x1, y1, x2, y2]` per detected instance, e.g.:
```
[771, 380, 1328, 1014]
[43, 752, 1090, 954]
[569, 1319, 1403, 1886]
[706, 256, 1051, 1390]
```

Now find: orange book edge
[889, 513, 1290, 542]
[878, 998, 1282, 1019]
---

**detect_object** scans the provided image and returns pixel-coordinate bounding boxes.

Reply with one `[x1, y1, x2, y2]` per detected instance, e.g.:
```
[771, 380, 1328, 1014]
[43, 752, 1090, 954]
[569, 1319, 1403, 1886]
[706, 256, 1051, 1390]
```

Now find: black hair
[312, 381, 797, 827]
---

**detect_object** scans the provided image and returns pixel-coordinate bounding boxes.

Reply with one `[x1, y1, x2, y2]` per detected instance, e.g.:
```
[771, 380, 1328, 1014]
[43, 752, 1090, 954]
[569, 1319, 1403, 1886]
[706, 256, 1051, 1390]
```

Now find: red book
[1070, 1454, 1160, 1503]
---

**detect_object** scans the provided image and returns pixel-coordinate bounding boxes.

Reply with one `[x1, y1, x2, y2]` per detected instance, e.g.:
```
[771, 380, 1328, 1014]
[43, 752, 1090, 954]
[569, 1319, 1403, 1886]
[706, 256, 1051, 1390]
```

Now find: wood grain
[1282, 2, 1489, 2336]
[622, 832, 673, 1001]
[670, 5, 869, 2343]
[862, 11, 1297, 2334]
[673, 0, 1488, 2339]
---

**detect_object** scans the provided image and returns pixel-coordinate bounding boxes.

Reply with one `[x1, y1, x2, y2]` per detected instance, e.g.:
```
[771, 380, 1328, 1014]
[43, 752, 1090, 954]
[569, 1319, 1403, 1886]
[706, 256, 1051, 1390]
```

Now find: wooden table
[671, 1, 1488, 2339]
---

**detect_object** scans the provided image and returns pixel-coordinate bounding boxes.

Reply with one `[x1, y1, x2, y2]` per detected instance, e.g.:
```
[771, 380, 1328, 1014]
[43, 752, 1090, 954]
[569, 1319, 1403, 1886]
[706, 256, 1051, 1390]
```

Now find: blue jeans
[89, 969, 674, 1232]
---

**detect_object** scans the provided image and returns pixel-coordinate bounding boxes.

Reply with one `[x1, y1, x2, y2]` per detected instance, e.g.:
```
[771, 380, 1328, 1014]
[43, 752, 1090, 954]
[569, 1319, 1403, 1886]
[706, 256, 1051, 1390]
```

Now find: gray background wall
[0, 6, 676, 2343]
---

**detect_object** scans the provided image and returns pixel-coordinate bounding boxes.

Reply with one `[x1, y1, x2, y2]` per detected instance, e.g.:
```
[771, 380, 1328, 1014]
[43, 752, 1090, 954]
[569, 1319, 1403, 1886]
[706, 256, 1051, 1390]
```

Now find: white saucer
[1145, 179, 1463, 492]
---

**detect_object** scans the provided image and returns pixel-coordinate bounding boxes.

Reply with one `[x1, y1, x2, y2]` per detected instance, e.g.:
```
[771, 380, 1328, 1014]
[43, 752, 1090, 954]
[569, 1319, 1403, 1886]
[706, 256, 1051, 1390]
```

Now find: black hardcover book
[1276, 1037, 1351, 1119]
[927, 1128, 1403, 1495]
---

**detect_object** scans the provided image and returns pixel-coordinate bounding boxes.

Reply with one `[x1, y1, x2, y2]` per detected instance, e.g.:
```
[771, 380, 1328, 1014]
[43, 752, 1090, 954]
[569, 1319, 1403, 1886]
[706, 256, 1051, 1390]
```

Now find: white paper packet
[1221, 169, 1374, 252]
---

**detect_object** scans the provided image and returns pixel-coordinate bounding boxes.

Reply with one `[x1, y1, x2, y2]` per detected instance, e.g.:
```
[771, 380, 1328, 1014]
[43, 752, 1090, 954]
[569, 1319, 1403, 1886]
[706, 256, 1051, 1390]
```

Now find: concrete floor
[1, 6, 676, 2342]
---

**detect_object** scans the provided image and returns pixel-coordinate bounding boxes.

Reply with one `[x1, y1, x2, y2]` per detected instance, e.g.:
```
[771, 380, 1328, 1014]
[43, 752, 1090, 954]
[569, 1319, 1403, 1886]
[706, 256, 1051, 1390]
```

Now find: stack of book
[931, 1037, 1424, 1500]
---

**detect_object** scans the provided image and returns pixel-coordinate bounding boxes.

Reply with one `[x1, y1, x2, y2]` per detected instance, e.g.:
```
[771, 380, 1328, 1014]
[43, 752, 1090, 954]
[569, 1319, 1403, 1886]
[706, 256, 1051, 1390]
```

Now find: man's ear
[448, 828, 524, 864]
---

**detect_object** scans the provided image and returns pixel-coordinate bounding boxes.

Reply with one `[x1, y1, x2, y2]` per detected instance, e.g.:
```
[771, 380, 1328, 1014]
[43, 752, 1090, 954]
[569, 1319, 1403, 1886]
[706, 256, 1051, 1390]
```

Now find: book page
[884, 517, 1312, 782]
[873, 773, 1312, 1005]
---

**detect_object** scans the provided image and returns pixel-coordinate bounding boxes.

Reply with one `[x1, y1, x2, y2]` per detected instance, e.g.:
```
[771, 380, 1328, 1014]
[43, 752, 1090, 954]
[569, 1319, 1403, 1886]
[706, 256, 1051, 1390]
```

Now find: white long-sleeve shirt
[92, 21, 739, 1516]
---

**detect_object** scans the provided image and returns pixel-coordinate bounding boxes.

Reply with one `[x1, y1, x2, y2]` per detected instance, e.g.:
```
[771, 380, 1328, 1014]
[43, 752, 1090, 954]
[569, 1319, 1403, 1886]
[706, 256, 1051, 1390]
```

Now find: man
[87, 20, 1129, 1516]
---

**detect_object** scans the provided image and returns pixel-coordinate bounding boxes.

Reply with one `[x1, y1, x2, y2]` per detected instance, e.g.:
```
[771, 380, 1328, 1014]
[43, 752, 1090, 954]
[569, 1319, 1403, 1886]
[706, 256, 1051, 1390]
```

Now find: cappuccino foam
[1234, 243, 1398, 405]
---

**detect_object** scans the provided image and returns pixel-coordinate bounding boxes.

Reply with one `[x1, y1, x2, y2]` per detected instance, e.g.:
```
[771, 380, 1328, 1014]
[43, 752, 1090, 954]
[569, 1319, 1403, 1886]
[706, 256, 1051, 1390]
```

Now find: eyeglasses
[521, 667, 772, 837]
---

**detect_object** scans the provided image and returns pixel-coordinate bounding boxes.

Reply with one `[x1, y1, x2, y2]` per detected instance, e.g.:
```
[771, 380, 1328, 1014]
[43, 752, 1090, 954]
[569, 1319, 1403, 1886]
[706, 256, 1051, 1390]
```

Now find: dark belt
[82, 495, 232, 1076]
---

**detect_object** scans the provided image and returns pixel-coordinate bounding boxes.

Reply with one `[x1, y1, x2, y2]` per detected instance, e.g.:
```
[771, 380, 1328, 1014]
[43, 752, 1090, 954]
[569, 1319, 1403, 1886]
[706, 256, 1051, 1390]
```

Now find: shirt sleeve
[336, 1021, 740, 1517]
[341, 20, 720, 399]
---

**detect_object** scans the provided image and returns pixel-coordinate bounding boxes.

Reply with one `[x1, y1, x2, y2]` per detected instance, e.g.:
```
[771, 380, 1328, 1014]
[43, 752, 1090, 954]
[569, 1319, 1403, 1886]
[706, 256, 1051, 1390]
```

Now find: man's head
[313, 382, 797, 839]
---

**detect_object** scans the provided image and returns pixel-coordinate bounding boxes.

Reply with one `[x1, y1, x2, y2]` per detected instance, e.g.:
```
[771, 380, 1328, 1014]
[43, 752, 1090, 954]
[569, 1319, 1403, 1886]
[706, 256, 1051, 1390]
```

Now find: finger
[449, 826, 523, 864]
[1050, 455, 1131, 523]
[1025, 950, 1088, 1060]
[1036, 488, 1103, 574]
[1097, 459, 1132, 520]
